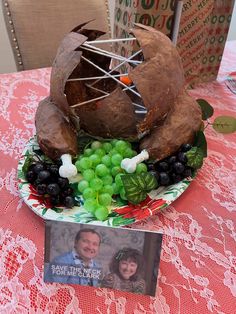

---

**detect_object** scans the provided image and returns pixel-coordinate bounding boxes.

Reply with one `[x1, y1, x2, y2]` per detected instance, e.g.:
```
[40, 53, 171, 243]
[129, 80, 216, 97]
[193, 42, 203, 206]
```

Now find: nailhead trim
[3, 0, 112, 70]
[105, 0, 112, 50]
[3, 0, 24, 70]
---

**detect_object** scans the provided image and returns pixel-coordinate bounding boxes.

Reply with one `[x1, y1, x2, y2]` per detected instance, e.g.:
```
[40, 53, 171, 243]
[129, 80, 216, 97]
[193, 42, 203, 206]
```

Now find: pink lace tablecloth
[0, 41, 235, 314]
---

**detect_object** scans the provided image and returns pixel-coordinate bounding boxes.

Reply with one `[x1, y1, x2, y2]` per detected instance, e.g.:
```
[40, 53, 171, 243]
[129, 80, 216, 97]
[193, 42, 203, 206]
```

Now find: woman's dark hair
[75, 228, 101, 245]
[109, 248, 144, 281]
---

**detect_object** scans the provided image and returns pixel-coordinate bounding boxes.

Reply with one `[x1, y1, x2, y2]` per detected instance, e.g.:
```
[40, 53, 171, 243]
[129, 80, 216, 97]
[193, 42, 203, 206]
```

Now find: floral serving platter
[18, 137, 193, 227]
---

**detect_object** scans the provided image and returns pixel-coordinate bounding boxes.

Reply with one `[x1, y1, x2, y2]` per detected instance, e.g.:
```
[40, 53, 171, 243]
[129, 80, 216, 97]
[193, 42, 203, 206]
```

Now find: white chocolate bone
[59, 154, 77, 178]
[121, 150, 149, 173]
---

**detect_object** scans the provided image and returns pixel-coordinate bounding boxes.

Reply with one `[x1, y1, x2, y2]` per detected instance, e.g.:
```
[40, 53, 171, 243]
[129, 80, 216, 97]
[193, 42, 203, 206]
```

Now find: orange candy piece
[120, 76, 132, 85]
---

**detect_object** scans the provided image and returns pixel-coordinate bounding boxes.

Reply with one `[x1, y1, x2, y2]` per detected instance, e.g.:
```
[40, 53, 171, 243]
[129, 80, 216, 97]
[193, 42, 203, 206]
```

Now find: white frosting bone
[121, 150, 149, 173]
[59, 154, 77, 178]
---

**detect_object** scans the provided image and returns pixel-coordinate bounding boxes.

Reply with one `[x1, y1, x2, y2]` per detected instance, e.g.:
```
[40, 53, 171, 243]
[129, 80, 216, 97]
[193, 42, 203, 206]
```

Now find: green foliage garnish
[196, 99, 235, 135]
[193, 131, 207, 157]
[22, 154, 34, 174]
[121, 172, 158, 204]
[197, 99, 214, 120]
[212, 116, 236, 134]
[22, 150, 53, 175]
[186, 147, 204, 169]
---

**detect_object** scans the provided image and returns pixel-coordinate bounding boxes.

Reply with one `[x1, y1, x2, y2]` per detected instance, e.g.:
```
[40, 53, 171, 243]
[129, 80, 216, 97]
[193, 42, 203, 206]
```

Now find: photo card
[44, 220, 163, 296]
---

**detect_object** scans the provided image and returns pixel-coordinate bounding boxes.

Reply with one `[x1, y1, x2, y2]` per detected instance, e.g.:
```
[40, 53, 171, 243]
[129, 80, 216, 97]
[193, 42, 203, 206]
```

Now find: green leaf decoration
[43, 156, 54, 164]
[42, 207, 48, 216]
[33, 149, 44, 156]
[22, 154, 34, 174]
[143, 172, 158, 190]
[197, 99, 214, 120]
[114, 196, 128, 207]
[212, 116, 236, 134]
[186, 147, 204, 169]
[52, 207, 64, 213]
[193, 131, 207, 157]
[112, 216, 135, 226]
[121, 173, 158, 205]
[77, 136, 93, 153]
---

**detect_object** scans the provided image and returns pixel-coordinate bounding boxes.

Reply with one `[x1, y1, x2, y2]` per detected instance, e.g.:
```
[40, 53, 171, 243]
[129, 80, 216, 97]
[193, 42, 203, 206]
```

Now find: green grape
[136, 163, 148, 174]
[115, 140, 129, 154]
[98, 193, 112, 206]
[78, 180, 89, 193]
[126, 141, 132, 148]
[83, 188, 96, 200]
[84, 148, 93, 157]
[112, 183, 120, 195]
[101, 185, 114, 195]
[109, 148, 118, 156]
[115, 173, 124, 187]
[84, 198, 98, 213]
[83, 169, 95, 181]
[111, 166, 123, 177]
[102, 142, 112, 153]
[120, 187, 127, 200]
[101, 155, 112, 167]
[111, 139, 118, 147]
[80, 157, 92, 170]
[123, 148, 134, 158]
[111, 153, 123, 166]
[91, 141, 102, 150]
[75, 160, 83, 172]
[95, 206, 109, 221]
[102, 175, 113, 185]
[89, 154, 101, 167]
[90, 178, 103, 191]
[95, 148, 106, 157]
[95, 164, 109, 177]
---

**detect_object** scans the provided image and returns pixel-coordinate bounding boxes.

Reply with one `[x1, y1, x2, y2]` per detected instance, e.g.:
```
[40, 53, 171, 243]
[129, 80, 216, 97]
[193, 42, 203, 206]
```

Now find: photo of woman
[101, 248, 146, 294]
[44, 221, 162, 295]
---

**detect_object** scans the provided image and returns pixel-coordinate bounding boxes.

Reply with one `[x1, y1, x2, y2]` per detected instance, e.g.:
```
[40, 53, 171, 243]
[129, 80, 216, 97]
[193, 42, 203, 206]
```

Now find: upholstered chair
[2, 0, 111, 71]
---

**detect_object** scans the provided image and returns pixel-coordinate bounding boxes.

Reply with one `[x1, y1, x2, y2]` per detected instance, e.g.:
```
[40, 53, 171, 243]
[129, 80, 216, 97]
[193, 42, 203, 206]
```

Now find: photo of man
[44, 220, 163, 295]
[44, 228, 102, 286]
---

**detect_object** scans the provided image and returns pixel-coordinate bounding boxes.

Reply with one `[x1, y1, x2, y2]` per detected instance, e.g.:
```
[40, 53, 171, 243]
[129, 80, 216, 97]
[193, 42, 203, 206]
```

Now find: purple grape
[26, 170, 36, 183]
[33, 179, 41, 187]
[55, 159, 62, 167]
[159, 172, 170, 186]
[173, 162, 185, 174]
[64, 196, 75, 208]
[58, 177, 69, 189]
[47, 183, 60, 196]
[28, 163, 37, 172]
[157, 161, 169, 172]
[37, 170, 50, 182]
[181, 143, 192, 152]
[33, 163, 45, 174]
[49, 164, 59, 176]
[149, 170, 159, 182]
[177, 152, 187, 164]
[147, 163, 155, 171]
[167, 156, 177, 164]
[36, 183, 47, 195]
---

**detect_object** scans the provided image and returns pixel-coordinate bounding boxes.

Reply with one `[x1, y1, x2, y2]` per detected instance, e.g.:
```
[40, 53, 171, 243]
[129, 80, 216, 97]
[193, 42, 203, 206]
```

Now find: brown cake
[35, 22, 202, 162]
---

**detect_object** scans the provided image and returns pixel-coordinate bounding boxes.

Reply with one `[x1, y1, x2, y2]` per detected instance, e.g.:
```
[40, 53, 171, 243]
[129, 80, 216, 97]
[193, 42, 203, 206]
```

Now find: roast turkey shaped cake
[35, 22, 202, 163]
[26, 22, 204, 221]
